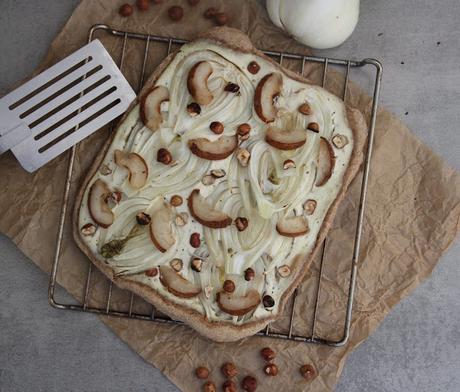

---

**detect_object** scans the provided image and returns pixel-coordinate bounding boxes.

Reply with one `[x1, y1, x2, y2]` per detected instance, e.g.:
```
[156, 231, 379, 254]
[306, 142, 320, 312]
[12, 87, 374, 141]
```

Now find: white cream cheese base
[78, 39, 354, 325]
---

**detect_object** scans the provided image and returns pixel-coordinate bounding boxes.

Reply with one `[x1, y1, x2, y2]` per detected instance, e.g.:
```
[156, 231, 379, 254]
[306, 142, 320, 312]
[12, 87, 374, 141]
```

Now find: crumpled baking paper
[0, 1, 459, 391]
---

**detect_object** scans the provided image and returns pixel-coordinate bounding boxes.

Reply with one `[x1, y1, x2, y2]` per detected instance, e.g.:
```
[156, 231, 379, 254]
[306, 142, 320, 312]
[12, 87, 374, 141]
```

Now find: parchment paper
[1, 1, 459, 391]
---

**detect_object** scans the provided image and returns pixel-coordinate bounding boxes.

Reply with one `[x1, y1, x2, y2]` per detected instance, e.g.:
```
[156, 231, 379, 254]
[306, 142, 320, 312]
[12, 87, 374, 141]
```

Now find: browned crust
[73, 27, 367, 342]
[187, 189, 233, 229]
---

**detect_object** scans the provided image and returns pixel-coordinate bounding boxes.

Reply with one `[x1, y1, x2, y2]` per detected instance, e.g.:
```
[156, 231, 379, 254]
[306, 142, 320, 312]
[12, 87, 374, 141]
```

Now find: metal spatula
[0, 39, 136, 172]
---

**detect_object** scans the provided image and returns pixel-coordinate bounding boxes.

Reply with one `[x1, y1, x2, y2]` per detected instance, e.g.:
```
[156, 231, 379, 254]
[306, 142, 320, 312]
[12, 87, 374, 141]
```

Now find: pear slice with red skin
[159, 265, 201, 299]
[88, 179, 114, 228]
[217, 289, 261, 316]
[149, 205, 176, 253]
[265, 127, 307, 150]
[140, 86, 169, 131]
[114, 149, 148, 189]
[189, 135, 238, 160]
[188, 189, 232, 229]
[187, 61, 213, 105]
[315, 137, 335, 187]
[276, 215, 309, 237]
[254, 73, 283, 123]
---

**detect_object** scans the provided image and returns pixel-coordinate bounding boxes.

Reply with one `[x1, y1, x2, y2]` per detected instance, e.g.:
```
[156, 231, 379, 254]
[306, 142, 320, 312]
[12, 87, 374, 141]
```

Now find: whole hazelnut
[237, 123, 251, 137]
[195, 366, 210, 379]
[119, 4, 133, 17]
[298, 103, 312, 115]
[263, 363, 278, 376]
[168, 5, 184, 21]
[81, 223, 97, 236]
[223, 280, 235, 293]
[145, 267, 158, 277]
[170, 195, 183, 207]
[204, 7, 218, 19]
[307, 122, 319, 133]
[262, 294, 275, 309]
[190, 232, 201, 248]
[187, 102, 201, 116]
[260, 347, 276, 362]
[221, 362, 238, 378]
[157, 148, 172, 164]
[300, 364, 317, 381]
[235, 217, 248, 232]
[136, 212, 151, 225]
[247, 61, 260, 74]
[214, 12, 229, 26]
[136, 0, 149, 11]
[188, 0, 200, 5]
[210, 121, 224, 134]
[222, 380, 237, 392]
[244, 268, 255, 281]
[241, 375, 257, 392]
[224, 82, 240, 93]
[203, 381, 217, 392]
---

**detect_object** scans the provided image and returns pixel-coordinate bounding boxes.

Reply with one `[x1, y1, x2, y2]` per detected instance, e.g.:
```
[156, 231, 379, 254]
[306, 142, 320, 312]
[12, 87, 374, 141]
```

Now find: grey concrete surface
[0, 1, 459, 391]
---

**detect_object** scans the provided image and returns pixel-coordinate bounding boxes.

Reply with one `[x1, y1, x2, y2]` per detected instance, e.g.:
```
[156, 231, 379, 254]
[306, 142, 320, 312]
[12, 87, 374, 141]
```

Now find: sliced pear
[159, 265, 201, 299]
[114, 149, 148, 189]
[216, 289, 261, 316]
[88, 179, 114, 228]
[188, 189, 232, 229]
[140, 86, 169, 131]
[189, 135, 237, 160]
[187, 61, 213, 105]
[149, 205, 176, 253]
[276, 215, 309, 237]
[316, 137, 335, 187]
[265, 127, 306, 150]
[254, 73, 282, 123]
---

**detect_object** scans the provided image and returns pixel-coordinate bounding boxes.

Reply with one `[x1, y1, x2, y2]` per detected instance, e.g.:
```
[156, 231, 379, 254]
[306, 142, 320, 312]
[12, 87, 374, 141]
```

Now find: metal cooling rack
[48, 24, 382, 347]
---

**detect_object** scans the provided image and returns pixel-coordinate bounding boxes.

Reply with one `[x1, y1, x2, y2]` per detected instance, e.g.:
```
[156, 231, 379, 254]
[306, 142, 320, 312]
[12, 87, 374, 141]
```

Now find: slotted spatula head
[0, 39, 136, 172]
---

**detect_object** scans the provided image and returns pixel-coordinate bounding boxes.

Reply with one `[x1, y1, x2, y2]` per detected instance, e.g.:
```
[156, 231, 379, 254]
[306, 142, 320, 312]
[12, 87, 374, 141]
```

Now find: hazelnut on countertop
[222, 380, 237, 392]
[195, 366, 210, 379]
[260, 347, 276, 362]
[203, 381, 217, 392]
[168, 6, 184, 21]
[221, 362, 238, 378]
[119, 4, 133, 17]
[263, 363, 278, 376]
[300, 364, 317, 381]
[241, 375, 257, 392]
